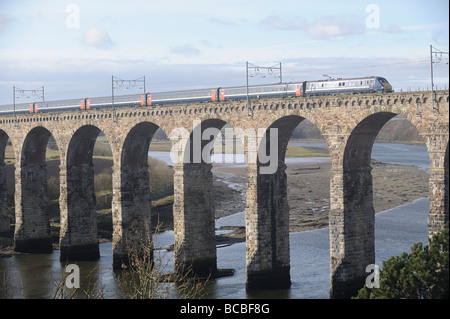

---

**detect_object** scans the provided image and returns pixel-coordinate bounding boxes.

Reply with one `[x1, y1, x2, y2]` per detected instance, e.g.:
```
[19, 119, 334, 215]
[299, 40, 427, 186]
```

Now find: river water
[0, 143, 430, 299]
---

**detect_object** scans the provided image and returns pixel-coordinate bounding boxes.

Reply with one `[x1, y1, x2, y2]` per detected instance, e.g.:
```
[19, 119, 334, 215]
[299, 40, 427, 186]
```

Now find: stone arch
[14, 126, 60, 253]
[345, 112, 397, 167]
[178, 118, 243, 165]
[330, 110, 431, 298]
[112, 121, 161, 268]
[171, 116, 245, 278]
[246, 114, 328, 290]
[60, 124, 106, 261]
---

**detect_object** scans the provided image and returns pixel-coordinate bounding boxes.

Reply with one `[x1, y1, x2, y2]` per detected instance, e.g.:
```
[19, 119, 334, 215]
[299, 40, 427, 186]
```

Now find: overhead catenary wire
[3, 55, 448, 104]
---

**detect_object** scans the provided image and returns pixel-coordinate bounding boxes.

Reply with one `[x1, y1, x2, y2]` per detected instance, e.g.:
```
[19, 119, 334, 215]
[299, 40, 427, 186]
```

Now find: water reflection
[0, 198, 430, 299]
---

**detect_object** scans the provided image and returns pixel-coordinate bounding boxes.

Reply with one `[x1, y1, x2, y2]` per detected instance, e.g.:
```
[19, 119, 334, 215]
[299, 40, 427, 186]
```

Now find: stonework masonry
[0, 91, 448, 298]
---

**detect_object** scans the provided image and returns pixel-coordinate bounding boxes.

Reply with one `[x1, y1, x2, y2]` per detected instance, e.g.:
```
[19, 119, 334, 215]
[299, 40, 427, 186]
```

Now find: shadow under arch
[0, 129, 13, 234]
[60, 124, 105, 261]
[445, 143, 449, 223]
[14, 126, 59, 253]
[112, 121, 161, 268]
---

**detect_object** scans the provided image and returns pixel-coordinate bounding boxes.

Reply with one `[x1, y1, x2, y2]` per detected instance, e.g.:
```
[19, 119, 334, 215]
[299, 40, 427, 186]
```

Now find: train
[0, 76, 392, 115]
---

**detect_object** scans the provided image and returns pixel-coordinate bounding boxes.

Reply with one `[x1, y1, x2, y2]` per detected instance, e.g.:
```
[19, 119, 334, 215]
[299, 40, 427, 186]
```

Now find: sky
[0, 0, 448, 104]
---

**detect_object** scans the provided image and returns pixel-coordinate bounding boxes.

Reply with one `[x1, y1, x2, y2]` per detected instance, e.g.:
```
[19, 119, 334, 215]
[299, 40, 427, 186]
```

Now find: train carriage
[150, 87, 219, 105]
[305, 76, 392, 96]
[0, 102, 30, 115]
[219, 82, 305, 101]
[0, 76, 393, 115]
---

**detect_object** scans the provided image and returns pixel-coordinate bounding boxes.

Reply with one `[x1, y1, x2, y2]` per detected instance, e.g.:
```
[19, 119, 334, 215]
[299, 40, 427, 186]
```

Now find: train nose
[381, 82, 392, 92]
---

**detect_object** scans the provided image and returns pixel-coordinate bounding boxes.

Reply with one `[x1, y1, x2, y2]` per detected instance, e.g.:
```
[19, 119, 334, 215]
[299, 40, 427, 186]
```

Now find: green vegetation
[152, 195, 174, 209]
[148, 140, 172, 152]
[3, 143, 15, 165]
[354, 223, 449, 299]
[291, 120, 324, 140]
[293, 117, 424, 144]
[375, 117, 423, 144]
[146, 135, 329, 157]
[285, 145, 329, 157]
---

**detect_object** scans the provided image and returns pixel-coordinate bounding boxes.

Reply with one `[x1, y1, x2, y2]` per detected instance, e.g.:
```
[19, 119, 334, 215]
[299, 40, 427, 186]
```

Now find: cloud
[382, 24, 403, 34]
[260, 14, 365, 39]
[82, 27, 114, 48]
[260, 14, 305, 31]
[305, 15, 365, 39]
[169, 44, 201, 57]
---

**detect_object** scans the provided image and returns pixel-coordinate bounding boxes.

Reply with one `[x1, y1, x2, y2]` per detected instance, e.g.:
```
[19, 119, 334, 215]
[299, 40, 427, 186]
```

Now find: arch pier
[0, 130, 11, 233]
[15, 127, 55, 253]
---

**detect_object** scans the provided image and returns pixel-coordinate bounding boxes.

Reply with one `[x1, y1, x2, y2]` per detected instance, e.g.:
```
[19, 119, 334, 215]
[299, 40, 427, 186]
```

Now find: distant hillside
[291, 120, 324, 140]
[374, 118, 422, 143]
[292, 118, 423, 144]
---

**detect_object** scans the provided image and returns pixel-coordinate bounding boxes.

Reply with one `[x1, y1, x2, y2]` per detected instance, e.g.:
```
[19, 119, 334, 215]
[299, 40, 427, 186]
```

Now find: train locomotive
[0, 76, 392, 115]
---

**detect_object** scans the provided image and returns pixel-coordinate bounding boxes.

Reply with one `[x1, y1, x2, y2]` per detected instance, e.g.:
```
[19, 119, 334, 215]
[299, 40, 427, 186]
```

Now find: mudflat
[211, 159, 430, 239]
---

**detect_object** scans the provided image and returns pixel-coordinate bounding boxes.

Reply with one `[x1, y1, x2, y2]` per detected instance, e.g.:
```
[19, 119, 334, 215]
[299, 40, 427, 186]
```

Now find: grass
[152, 195, 174, 208]
[285, 145, 329, 157]
[147, 139, 329, 158]
[149, 140, 172, 152]
[3, 146, 15, 165]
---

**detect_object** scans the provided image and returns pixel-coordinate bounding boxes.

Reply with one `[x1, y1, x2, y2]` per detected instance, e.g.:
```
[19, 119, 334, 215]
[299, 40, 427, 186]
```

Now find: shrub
[355, 223, 449, 299]
[148, 157, 174, 200]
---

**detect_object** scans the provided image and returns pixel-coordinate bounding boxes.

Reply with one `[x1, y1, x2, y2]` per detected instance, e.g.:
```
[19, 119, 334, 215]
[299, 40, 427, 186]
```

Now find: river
[0, 143, 430, 299]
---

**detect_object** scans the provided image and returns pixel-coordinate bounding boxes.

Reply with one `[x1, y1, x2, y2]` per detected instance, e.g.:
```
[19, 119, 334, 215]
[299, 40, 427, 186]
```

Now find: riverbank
[209, 159, 429, 241]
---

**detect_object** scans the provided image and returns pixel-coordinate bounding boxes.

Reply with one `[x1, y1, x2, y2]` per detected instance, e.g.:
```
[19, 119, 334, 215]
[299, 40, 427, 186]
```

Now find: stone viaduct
[0, 90, 448, 298]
